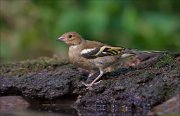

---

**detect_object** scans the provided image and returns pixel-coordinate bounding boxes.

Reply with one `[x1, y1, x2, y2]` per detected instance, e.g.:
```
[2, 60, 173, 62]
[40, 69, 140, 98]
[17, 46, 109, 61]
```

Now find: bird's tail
[123, 48, 167, 54]
[120, 48, 167, 59]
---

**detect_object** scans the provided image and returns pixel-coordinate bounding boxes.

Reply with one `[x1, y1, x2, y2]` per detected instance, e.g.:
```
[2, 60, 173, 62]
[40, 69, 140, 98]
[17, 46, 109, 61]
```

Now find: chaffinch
[57, 32, 153, 89]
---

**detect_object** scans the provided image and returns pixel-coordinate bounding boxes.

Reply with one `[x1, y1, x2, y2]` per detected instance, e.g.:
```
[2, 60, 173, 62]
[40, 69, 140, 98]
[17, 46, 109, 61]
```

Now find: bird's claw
[81, 82, 92, 87]
[81, 80, 102, 90]
[93, 80, 102, 85]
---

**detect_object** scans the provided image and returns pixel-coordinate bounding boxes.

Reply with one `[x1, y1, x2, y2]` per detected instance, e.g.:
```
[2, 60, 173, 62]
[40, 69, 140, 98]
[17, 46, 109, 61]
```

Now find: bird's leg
[84, 71, 96, 84]
[88, 72, 94, 78]
[82, 69, 104, 89]
[88, 69, 103, 86]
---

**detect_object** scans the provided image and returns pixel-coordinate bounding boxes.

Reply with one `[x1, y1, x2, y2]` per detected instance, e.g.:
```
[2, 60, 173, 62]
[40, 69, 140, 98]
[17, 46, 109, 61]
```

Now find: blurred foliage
[0, 0, 180, 62]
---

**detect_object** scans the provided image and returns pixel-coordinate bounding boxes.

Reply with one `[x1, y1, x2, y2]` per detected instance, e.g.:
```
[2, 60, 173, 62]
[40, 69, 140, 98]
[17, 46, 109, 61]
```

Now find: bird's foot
[81, 80, 102, 90]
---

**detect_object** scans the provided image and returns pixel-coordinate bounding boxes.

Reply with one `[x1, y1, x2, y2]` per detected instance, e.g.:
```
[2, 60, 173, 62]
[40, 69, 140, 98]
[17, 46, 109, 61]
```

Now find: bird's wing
[81, 45, 125, 59]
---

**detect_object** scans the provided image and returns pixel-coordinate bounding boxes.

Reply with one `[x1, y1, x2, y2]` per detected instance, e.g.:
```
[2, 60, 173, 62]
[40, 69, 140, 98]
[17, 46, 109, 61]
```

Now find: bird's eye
[68, 35, 72, 38]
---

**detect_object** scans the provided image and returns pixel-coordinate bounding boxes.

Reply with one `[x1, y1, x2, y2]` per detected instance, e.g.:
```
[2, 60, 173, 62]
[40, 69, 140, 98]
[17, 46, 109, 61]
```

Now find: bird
[57, 32, 154, 89]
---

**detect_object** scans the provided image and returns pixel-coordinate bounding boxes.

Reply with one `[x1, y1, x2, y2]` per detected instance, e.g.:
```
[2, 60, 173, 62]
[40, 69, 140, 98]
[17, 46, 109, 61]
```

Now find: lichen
[155, 54, 175, 68]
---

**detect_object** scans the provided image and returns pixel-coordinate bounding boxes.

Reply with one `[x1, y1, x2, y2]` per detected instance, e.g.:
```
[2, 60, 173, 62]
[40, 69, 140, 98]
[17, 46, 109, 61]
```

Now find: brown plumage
[58, 32, 135, 89]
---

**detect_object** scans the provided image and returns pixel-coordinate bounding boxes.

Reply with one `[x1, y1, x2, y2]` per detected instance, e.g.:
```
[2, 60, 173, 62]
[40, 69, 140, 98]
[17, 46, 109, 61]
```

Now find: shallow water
[1, 95, 179, 116]
[0, 96, 150, 116]
[1, 101, 78, 116]
[0, 103, 149, 116]
[0, 96, 78, 116]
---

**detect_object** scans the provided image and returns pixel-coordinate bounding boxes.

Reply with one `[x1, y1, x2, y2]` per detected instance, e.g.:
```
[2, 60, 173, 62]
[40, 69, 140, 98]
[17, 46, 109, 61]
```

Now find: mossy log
[0, 54, 179, 115]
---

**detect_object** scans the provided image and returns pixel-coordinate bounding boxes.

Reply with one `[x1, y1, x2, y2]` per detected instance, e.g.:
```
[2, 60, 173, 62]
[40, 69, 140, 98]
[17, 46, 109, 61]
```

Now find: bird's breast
[68, 46, 96, 70]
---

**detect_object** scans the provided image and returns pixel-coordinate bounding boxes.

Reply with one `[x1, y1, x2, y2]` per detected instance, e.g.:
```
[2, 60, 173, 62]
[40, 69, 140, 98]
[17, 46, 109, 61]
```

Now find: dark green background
[0, 0, 180, 62]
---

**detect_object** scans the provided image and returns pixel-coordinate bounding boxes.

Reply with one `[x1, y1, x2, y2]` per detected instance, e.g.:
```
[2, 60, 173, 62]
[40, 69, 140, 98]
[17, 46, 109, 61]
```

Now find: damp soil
[0, 54, 180, 115]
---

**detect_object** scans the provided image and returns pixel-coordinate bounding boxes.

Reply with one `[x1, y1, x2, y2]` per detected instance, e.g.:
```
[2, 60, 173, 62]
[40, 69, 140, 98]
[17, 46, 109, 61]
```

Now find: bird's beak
[57, 36, 65, 42]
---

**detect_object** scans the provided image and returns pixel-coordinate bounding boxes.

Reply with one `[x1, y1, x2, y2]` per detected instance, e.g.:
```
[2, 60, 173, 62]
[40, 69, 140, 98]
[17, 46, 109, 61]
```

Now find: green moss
[139, 71, 154, 77]
[0, 57, 69, 77]
[155, 54, 175, 68]
[170, 67, 180, 75]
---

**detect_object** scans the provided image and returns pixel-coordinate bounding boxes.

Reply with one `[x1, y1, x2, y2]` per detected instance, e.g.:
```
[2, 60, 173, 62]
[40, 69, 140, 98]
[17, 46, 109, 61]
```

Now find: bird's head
[57, 32, 83, 46]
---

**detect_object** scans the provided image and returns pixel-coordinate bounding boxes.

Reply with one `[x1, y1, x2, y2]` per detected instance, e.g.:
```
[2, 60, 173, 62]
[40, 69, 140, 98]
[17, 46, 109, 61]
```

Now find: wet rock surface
[0, 54, 180, 115]
[0, 96, 30, 112]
